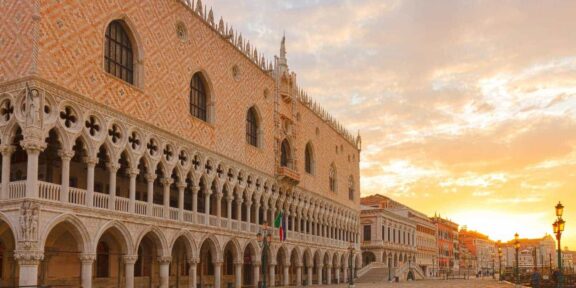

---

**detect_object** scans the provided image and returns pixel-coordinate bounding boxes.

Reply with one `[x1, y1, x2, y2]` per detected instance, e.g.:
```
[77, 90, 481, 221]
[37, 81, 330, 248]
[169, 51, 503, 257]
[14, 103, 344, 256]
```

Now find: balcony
[277, 166, 300, 184]
[1, 180, 351, 249]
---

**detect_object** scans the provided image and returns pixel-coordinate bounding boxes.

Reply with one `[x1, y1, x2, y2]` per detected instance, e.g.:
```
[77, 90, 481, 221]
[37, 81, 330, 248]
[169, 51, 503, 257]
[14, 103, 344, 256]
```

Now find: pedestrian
[530, 269, 541, 288]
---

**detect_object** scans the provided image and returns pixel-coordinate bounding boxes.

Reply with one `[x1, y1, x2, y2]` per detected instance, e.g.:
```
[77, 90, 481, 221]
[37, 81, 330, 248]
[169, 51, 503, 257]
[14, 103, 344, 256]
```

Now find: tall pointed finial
[278, 32, 288, 74]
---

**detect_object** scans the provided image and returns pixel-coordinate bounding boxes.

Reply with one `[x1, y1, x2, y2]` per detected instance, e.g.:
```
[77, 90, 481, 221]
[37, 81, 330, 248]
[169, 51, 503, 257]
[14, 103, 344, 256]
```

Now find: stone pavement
[316, 279, 518, 288]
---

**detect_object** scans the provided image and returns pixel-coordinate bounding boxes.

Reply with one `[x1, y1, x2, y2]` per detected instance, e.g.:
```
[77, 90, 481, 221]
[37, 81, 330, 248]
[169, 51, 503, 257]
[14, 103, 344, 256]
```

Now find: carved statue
[25, 83, 42, 126]
[19, 201, 39, 242]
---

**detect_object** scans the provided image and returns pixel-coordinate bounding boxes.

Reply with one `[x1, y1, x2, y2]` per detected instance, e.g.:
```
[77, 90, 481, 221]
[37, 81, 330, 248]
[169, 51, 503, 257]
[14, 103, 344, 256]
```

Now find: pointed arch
[246, 106, 261, 147]
[133, 226, 169, 257]
[40, 213, 91, 253]
[304, 141, 315, 175]
[280, 138, 292, 168]
[104, 19, 139, 85]
[92, 220, 134, 255]
[169, 230, 198, 260]
[329, 163, 337, 193]
[198, 234, 222, 262]
[190, 71, 213, 123]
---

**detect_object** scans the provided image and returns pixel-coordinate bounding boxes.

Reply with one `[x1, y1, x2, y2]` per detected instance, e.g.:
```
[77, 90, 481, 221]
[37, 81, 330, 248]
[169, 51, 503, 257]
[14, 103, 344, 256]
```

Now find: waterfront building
[0, 1, 362, 287]
[430, 215, 459, 275]
[459, 229, 496, 276]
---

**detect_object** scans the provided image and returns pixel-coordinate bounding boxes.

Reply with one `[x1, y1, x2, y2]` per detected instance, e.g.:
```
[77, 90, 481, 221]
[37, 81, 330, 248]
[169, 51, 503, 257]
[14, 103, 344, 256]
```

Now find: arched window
[348, 176, 354, 200]
[280, 139, 291, 168]
[329, 164, 337, 192]
[96, 242, 110, 278]
[305, 142, 314, 174]
[190, 73, 208, 121]
[246, 107, 259, 147]
[105, 20, 134, 84]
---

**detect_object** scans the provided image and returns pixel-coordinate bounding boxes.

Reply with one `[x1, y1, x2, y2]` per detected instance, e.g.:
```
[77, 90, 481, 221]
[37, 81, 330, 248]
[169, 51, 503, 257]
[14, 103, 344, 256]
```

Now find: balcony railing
[3, 180, 352, 248]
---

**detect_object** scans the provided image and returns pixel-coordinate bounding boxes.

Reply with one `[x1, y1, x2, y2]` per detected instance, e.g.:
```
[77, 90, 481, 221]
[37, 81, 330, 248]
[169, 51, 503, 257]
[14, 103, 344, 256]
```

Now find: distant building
[430, 215, 460, 275]
[501, 235, 556, 274]
[459, 229, 496, 276]
[562, 247, 575, 274]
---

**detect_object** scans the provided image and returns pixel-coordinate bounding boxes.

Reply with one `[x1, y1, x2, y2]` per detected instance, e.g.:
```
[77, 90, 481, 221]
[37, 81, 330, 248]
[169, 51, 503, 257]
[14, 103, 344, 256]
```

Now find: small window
[348, 176, 355, 200]
[281, 139, 291, 168]
[190, 73, 208, 121]
[305, 142, 314, 174]
[329, 164, 337, 192]
[105, 20, 134, 84]
[363, 225, 371, 241]
[246, 107, 259, 147]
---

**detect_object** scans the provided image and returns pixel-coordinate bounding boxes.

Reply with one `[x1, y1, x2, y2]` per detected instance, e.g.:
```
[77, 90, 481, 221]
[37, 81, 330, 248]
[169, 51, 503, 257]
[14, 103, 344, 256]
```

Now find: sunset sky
[211, 0, 576, 247]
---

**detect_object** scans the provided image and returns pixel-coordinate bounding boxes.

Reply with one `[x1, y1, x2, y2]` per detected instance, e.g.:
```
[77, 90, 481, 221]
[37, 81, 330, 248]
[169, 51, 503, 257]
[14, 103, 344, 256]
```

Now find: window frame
[246, 107, 259, 147]
[104, 20, 135, 84]
[190, 73, 208, 122]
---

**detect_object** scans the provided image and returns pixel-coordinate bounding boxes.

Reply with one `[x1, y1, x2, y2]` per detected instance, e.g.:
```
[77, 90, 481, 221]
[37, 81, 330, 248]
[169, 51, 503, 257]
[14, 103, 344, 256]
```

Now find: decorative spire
[278, 33, 288, 74]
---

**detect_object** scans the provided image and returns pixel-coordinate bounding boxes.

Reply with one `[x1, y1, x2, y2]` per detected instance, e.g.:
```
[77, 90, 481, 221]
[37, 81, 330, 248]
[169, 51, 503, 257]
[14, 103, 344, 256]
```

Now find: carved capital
[188, 257, 199, 264]
[146, 173, 157, 182]
[123, 255, 139, 264]
[20, 139, 46, 153]
[157, 256, 172, 264]
[57, 149, 75, 161]
[14, 250, 44, 265]
[0, 144, 15, 156]
[80, 253, 97, 263]
[106, 162, 120, 172]
[161, 178, 174, 186]
[176, 181, 187, 189]
[84, 156, 99, 166]
[128, 168, 140, 177]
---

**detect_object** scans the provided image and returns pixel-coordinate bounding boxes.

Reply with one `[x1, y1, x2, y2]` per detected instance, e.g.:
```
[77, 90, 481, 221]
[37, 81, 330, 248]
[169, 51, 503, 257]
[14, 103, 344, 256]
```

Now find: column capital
[79, 253, 97, 263]
[213, 261, 223, 267]
[176, 181, 187, 189]
[188, 257, 200, 264]
[192, 185, 200, 194]
[157, 256, 172, 264]
[106, 162, 120, 172]
[123, 255, 139, 264]
[161, 178, 174, 186]
[233, 260, 244, 265]
[14, 250, 44, 265]
[84, 156, 99, 166]
[146, 173, 157, 182]
[216, 192, 223, 200]
[0, 144, 15, 156]
[57, 149, 75, 161]
[128, 168, 140, 177]
[21, 139, 46, 153]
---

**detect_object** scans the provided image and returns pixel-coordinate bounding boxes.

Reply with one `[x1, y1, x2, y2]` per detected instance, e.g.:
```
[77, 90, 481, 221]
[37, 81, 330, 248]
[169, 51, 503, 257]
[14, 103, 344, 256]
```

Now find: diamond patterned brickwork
[35, 0, 276, 175]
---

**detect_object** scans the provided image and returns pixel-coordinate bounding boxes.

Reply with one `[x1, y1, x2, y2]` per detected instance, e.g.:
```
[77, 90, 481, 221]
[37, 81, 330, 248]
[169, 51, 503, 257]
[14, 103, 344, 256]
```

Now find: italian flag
[274, 212, 286, 241]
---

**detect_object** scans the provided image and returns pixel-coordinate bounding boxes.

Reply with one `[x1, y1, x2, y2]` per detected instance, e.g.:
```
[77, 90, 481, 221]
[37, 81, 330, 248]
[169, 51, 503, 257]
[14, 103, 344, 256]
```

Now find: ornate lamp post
[514, 233, 520, 286]
[497, 241, 503, 281]
[348, 241, 355, 288]
[257, 223, 272, 288]
[553, 202, 565, 288]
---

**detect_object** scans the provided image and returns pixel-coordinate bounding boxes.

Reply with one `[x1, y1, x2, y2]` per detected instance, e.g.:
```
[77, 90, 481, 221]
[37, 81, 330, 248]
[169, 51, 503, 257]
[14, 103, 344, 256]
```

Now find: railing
[231, 220, 239, 230]
[153, 204, 163, 218]
[39, 182, 61, 201]
[197, 214, 206, 225]
[183, 211, 194, 223]
[169, 208, 179, 221]
[209, 215, 218, 227]
[93, 192, 109, 209]
[69, 187, 86, 205]
[134, 201, 147, 215]
[220, 218, 228, 228]
[8, 181, 26, 199]
[115, 197, 129, 212]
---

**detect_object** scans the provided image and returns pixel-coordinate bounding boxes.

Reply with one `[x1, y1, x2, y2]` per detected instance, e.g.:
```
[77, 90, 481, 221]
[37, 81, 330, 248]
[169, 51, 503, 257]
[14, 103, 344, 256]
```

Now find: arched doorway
[243, 243, 256, 286]
[322, 253, 330, 285]
[276, 247, 287, 286]
[289, 249, 299, 286]
[134, 231, 163, 287]
[198, 238, 218, 288]
[313, 251, 321, 285]
[0, 218, 16, 287]
[222, 241, 238, 287]
[41, 220, 86, 287]
[303, 250, 312, 286]
[170, 236, 191, 288]
[332, 253, 339, 284]
[93, 225, 129, 287]
[38, 129, 62, 185]
[362, 251, 376, 267]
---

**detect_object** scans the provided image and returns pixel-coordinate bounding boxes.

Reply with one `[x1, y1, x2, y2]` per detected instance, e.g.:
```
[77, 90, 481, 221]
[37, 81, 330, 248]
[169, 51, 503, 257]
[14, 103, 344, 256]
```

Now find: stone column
[214, 261, 222, 288]
[283, 265, 289, 286]
[269, 264, 276, 287]
[107, 163, 119, 210]
[192, 186, 199, 221]
[270, 208, 276, 225]
[254, 203, 260, 224]
[23, 142, 44, 198]
[124, 255, 138, 288]
[188, 259, 198, 288]
[236, 199, 243, 222]
[85, 157, 97, 207]
[306, 266, 312, 286]
[262, 204, 268, 223]
[162, 178, 173, 218]
[235, 262, 243, 288]
[246, 200, 252, 224]
[177, 181, 186, 220]
[80, 253, 96, 288]
[253, 263, 261, 287]
[326, 265, 332, 285]
[335, 266, 340, 284]
[296, 265, 302, 286]
[146, 173, 156, 216]
[204, 190, 212, 216]
[58, 150, 74, 203]
[343, 266, 348, 283]
[226, 196, 233, 223]
[216, 192, 223, 218]
[128, 169, 139, 213]
[15, 250, 44, 287]
[317, 264, 323, 285]
[0, 145, 14, 200]
[158, 256, 171, 288]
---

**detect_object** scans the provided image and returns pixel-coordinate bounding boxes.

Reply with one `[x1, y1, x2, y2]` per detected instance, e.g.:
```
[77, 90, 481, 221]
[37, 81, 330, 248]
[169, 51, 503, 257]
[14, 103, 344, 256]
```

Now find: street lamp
[514, 233, 520, 286]
[497, 240, 503, 281]
[257, 222, 272, 288]
[348, 241, 355, 288]
[553, 202, 566, 288]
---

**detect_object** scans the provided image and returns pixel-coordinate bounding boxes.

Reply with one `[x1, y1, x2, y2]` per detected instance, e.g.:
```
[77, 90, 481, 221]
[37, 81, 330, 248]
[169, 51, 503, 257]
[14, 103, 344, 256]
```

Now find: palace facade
[0, 0, 362, 287]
